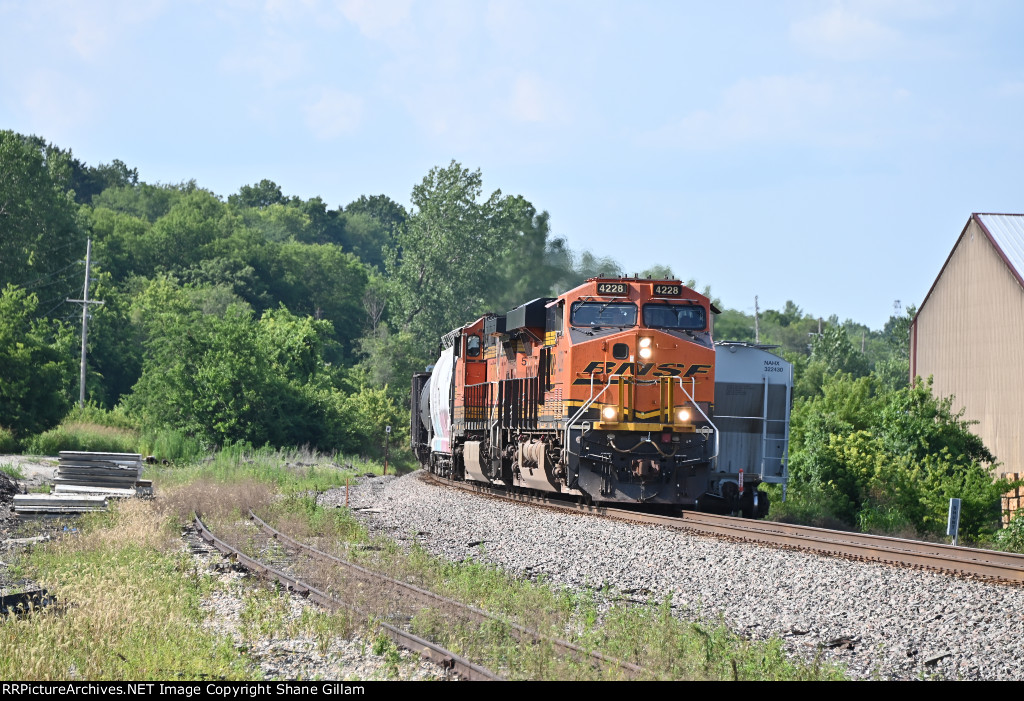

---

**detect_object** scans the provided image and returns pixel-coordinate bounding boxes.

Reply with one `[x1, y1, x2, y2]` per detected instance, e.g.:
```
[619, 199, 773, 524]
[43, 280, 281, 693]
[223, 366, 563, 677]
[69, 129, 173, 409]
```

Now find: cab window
[642, 303, 706, 331]
[466, 334, 481, 357]
[570, 302, 637, 328]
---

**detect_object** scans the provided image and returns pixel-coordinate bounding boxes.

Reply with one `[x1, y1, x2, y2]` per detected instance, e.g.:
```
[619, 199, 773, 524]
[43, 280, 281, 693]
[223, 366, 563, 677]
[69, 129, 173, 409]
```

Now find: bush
[25, 421, 141, 455]
[63, 403, 140, 431]
[140, 427, 207, 463]
[995, 510, 1024, 553]
[0, 425, 20, 453]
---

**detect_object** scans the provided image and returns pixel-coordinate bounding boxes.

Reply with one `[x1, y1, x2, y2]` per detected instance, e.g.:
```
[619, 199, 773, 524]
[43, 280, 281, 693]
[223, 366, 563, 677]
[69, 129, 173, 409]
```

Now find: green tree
[0, 131, 85, 295]
[87, 206, 151, 281]
[344, 194, 408, 234]
[268, 242, 369, 361]
[142, 188, 231, 274]
[228, 179, 287, 209]
[784, 372, 1006, 538]
[125, 278, 350, 450]
[0, 285, 76, 435]
[486, 204, 570, 312]
[386, 161, 525, 353]
[92, 182, 185, 223]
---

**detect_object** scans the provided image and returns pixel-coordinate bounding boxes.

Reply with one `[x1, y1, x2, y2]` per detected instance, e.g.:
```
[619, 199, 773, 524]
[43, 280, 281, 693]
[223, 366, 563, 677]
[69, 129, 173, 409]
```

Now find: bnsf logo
[572, 361, 711, 384]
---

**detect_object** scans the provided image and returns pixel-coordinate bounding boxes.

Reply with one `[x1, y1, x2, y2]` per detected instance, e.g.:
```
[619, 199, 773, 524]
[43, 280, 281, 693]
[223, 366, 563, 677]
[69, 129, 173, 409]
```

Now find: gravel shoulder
[328, 470, 1024, 681]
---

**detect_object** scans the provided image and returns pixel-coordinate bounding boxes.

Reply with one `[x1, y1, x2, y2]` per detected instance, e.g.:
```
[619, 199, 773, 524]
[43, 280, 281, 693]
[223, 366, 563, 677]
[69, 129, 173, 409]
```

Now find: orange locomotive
[411, 276, 728, 507]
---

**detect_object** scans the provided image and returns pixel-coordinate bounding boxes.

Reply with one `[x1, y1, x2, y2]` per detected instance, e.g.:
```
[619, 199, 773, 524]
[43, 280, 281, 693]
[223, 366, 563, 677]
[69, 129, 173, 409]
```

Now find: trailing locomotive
[410, 276, 791, 516]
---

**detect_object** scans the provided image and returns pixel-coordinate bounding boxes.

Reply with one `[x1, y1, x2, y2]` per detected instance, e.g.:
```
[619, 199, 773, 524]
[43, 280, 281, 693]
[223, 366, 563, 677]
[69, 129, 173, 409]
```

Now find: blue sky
[2, 0, 1022, 329]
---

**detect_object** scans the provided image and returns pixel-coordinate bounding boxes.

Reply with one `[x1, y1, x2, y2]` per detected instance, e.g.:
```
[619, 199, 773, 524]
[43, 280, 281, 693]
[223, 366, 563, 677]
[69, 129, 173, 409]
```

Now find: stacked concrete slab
[13, 493, 108, 515]
[54, 451, 143, 497]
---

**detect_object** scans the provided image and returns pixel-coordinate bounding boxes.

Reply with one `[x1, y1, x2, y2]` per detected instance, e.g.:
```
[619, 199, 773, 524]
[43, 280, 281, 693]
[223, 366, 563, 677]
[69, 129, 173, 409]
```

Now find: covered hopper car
[411, 277, 791, 516]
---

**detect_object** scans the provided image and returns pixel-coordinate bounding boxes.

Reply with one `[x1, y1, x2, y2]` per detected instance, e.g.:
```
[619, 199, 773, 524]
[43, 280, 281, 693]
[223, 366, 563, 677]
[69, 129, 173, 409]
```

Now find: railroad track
[194, 513, 500, 681]
[194, 511, 650, 680]
[421, 471, 1024, 586]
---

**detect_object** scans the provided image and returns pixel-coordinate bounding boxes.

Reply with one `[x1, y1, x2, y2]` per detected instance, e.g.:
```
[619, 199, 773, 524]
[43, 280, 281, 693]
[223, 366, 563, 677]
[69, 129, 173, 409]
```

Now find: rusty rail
[422, 471, 1024, 585]
[247, 510, 649, 680]
[193, 513, 503, 681]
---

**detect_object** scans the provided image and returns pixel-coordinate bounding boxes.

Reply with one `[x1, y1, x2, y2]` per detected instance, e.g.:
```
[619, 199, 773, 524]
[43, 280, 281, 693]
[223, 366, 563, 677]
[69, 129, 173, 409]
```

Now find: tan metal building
[910, 213, 1024, 480]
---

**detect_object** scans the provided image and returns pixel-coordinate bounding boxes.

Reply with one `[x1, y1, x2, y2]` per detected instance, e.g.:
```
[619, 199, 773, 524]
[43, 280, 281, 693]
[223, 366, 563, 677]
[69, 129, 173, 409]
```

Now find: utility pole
[67, 239, 104, 408]
[754, 296, 760, 345]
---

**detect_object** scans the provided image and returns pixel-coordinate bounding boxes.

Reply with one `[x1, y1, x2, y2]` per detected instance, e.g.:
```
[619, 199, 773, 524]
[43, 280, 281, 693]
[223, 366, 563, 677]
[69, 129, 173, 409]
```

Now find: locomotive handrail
[562, 374, 720, 467]
[562, 375, 615, 462]
[675, 376, 719, 465]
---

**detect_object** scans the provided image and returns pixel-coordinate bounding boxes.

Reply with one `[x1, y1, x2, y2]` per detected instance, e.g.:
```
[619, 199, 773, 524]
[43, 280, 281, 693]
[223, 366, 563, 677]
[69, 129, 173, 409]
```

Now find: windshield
[570, 302, 637, 328]
[643, 303, 706, 331]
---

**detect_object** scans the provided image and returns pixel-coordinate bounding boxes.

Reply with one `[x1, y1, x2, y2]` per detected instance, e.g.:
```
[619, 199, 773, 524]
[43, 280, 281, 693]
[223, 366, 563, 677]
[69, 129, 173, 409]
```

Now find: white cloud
[220, 39, 308, 87]
[304, 88, 364, 139]
[17, 68, 98, 142]
[790, 3, 901, 60]
[37, 0, 166, 61]
[640, 73, 906, 151]
[998, 81, 1024, 99]
[509, 74, 568, 124]
[335, 0, 412, 39]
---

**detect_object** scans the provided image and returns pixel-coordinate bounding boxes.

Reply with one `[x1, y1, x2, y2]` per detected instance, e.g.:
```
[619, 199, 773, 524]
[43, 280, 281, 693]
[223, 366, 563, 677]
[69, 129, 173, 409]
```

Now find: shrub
[0, 425, 20, 453]
[26, 421, 141, 455]
[995, 510, 1024, 553]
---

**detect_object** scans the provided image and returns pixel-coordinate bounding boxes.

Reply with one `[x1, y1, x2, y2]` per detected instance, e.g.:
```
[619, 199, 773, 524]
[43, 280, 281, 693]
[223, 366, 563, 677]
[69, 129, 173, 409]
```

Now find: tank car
[410, 276, 791, 515]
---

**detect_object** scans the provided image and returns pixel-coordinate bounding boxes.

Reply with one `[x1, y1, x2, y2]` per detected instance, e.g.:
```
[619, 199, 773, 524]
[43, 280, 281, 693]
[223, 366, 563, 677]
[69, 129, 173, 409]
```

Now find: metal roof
[975, 213, 1024, 284]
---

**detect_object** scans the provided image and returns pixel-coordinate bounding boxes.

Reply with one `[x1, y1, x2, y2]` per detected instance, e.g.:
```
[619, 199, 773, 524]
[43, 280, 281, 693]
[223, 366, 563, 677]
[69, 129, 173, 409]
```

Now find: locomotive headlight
[639, 337, 652, 348]
[639, 346, 653, 359]
[602, 406, 617, 420]
[677, 408, 691, 422]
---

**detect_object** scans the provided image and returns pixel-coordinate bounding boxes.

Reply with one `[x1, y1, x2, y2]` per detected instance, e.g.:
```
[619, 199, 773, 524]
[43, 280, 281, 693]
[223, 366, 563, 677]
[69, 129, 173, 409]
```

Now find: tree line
[0, 129, 1016, 542]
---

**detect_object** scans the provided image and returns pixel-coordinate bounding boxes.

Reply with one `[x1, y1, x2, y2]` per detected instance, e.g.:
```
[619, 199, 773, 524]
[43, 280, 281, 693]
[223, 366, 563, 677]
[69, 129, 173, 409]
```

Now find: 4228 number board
[651, 284, 682, 297]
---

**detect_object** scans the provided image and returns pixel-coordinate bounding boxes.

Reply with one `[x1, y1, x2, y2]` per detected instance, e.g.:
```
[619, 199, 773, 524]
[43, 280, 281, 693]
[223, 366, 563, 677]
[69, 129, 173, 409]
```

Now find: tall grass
[26, 422, 142, 455]
[140, 427, 206, 462]
[0, 462, 26, 480]
[1, 501, 254, 680]
[152, 445, 380, 495]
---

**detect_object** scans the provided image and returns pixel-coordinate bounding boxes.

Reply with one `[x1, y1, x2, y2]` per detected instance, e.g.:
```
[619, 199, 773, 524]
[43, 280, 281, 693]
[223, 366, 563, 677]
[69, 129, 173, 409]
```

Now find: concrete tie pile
[13, 452, 148, 516]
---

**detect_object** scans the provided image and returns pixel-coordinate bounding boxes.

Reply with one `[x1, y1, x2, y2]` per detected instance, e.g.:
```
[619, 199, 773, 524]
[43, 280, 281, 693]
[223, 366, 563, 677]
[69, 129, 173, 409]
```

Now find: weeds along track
[193, 513, 500, 681]
[422, 472, 1024, 586]
[194, 512, 649, 680]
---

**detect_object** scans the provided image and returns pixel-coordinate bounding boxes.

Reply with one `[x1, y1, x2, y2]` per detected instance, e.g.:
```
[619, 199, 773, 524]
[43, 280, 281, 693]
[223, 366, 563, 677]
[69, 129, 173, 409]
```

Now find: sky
[2, 0, 1022, 330]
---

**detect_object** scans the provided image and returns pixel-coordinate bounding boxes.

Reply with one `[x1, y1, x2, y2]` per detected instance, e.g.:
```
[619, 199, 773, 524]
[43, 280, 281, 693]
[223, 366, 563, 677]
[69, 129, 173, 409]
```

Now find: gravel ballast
[325, 471, 1024, 681]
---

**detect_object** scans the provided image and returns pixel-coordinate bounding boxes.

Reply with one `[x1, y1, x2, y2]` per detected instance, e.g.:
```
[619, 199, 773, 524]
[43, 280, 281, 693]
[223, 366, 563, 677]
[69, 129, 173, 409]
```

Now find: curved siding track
[194, 513, 501, 681]
[195, 511, 650, 680]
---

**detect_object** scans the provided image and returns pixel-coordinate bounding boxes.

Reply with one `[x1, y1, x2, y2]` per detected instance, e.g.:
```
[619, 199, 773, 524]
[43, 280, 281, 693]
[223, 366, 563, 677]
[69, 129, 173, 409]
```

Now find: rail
[421, 472, 1024, 586]
[193, 513, 503, 681]
[247, 510, 649, 680]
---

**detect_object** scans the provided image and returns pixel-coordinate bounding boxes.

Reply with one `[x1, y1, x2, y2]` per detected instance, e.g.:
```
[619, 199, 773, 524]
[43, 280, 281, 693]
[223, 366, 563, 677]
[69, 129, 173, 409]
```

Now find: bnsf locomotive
[411, 277, 792, 515]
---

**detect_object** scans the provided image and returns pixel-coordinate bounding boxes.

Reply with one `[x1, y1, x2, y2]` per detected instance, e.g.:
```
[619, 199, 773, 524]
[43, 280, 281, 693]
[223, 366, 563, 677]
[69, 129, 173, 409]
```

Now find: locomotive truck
[411, 276, 792, 516]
